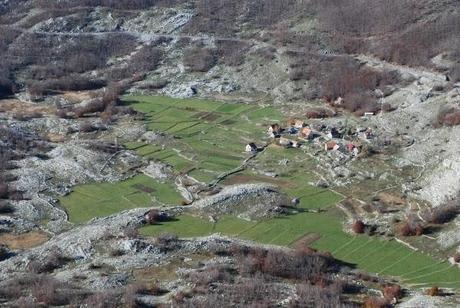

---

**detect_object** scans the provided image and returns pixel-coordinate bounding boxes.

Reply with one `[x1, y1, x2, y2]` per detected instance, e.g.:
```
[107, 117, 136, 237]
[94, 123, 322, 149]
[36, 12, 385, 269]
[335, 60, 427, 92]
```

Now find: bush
[55, 109, 71, 119]
[216, 39, 250, 66]
[423, 204, 459, 225]
[138, 80, 169, 90]
[26, 76, 106, 97]
[28, 249, 71, 273]
[398, 220, 425, 236]
[306, 107, 335, 119]
[0, 244, 11, 261]
[452, 252, 460, 263]
[0, 75, 15, 98]
[0, 182, 9, 199]
[0, 201, 14, 213]
[450, 64, 460, 82]
[435, 107, 460, 127]
[79, 121, 96, 133]
[145, 209, 167, 225]
[383, 284, 403, 301]
[183, 47, 217, 72]
[236, 246, 334, 282]
[130, 45, 163, 72]
[85, 291, 119, 308]
[426, 286, 441, 296]
[363, 297, 390, 308]
[31, 277, 70, 306]
[352, 220, 365, 234]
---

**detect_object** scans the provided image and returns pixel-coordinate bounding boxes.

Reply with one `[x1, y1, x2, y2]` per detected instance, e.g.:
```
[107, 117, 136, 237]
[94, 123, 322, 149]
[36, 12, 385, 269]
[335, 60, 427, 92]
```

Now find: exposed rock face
[14, 142, 140, 196]
[0, 208, 147, 280]
[141, 161, 174, 182]
[192, 183, 289, 220]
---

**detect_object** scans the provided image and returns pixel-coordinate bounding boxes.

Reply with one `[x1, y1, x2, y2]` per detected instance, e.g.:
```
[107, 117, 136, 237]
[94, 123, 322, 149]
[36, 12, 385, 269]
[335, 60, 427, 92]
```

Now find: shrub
[236, 247, 334, 281]
[138, 80, 169, 90]
[426, 286, 441, 296]
[363, 296, 390, 308]
[0, 244, 11, 261]
[31, 276, 71, 306]
[79, 121, 96, 133]
[383, 284, 403, 301]
[0, 278, 21, 300]
[183, 47, 217, 72]
[55, 109, 71, 119]
[435, 107, 460, 127]
[0, 182, 9, 199]
[306, 107, 335, 119]
[450, 64, 460, 82]
[28, 249, 71, 273]
[424, 204, 459, 225]
[0, 201, 14, 213]
[0, 75, 15, 98]
[216, 39, 250, 66]
[398, 220, 425, 236]
[85, 291, 119, 308]
[352, 220, 365, 234]
[454, 253, 460, 263]
[130, 45, 163, 72]
[145, 209, 161, 224]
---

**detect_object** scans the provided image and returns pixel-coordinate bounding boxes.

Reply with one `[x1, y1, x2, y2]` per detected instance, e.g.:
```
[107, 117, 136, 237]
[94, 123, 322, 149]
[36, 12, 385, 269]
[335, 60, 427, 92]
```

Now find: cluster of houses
[246, 117, 375, 158]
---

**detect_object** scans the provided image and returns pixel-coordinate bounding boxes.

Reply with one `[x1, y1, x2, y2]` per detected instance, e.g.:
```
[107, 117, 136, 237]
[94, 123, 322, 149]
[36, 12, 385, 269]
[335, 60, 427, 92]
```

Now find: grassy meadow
[60, 95, 460, 288]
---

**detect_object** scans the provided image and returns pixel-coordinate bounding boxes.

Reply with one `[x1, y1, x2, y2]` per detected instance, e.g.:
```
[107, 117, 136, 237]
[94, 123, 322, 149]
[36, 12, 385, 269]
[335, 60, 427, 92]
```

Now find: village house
[277, 137, 297, 148]
[299, 127, 313, 139]
[287, 127, 298, 135]
[268, 124, 281, 135]
[324, 141, 340, 151]
[286, 118, 296, 126]
[345, 143, 355, 152]
[286, 118, 305, 128]
[267, 124, 281, 137]
[294, 119, 305, 128]
[358, 128, 374, 140]
[341, 143, 360, 156]
[362, 112, 375, 118]
[245, 143, 258, 153]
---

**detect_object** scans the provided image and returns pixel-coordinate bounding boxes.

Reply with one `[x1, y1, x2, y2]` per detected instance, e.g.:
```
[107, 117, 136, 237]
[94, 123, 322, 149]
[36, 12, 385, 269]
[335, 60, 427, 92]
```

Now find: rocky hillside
[1, 0, 460, 307]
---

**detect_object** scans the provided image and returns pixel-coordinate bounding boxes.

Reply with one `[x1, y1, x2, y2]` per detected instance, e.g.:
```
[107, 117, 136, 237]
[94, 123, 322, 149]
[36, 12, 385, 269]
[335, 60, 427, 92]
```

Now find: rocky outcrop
[192, 183, 289, 220]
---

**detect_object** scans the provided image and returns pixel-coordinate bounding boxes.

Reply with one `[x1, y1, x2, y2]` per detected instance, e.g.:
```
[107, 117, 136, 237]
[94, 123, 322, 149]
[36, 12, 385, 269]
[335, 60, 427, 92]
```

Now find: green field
[141, 208, 460, 288]
[122, 95, 283, 183]
[60, 175, 182, 224]
[61, 95, 460, 288]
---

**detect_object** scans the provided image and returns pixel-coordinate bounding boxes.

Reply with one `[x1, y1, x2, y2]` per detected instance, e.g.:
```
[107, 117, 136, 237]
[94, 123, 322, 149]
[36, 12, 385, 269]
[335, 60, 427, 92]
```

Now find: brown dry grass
[0, 99, 55, 115]
[61, 91, 93, 103]
[292, 233, 321, 249]
[46, 133, 66, 143]
[133, 254, 210, 283]
[377, 192, 406, 207]
[0, 231, 49, 249]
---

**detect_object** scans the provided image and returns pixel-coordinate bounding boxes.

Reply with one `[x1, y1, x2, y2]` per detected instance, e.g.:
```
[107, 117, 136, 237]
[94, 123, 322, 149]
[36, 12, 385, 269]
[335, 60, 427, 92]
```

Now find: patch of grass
[60, 175, 182, 224]
[140, 214, 214, 237]
[64, 95, 460, 288]
[247, 106, 284, 121]
[139, 208, 460, 288]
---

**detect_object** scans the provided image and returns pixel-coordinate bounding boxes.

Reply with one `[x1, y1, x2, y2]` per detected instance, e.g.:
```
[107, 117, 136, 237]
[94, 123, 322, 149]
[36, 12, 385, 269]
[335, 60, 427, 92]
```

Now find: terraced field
[62, 95, 460, 288]
[123, 95, 284, 183]
[60, 175, 182, 224]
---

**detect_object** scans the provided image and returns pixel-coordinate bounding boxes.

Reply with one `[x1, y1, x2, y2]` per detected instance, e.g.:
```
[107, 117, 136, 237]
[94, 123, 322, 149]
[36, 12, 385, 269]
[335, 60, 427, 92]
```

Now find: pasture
[61, 95, 460, 288]
[60, 175, 182, 224]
